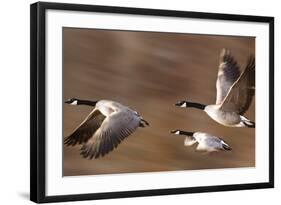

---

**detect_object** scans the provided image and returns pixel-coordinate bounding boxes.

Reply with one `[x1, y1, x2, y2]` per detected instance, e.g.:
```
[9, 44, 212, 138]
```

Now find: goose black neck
[186, 101, 206, 110]
[77, 99, 98, 106]
[180, 131, 194, 136]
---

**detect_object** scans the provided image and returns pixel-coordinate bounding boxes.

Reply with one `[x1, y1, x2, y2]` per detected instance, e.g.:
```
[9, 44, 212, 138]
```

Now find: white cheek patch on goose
[175, 131, 180, 135]
[71, 100, 78, 105]
[180, 102, 187, 107]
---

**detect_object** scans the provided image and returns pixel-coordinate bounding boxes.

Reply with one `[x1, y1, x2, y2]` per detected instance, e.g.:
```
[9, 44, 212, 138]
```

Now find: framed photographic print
[30, 1, 274, 203]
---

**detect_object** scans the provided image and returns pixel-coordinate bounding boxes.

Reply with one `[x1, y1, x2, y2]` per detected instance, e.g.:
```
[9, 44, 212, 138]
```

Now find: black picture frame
[30, 1, 274, 203]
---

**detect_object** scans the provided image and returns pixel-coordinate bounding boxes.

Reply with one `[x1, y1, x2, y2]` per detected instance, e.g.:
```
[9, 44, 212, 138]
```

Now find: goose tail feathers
[243, 120, 255, 128]
[240, 116, 255, 128]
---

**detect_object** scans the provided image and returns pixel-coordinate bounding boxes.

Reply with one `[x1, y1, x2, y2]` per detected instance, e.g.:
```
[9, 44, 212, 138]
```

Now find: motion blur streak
[63, 28, 255, 176]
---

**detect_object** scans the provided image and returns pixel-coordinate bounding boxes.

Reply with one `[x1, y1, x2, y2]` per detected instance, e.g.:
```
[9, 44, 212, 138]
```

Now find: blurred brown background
[63, 28, 255, 176]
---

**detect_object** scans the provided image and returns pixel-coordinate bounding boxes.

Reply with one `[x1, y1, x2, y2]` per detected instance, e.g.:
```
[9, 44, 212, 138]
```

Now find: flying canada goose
[64, 98, 149, 159]
[171, 130, 231, 152]
[175, 49, 255, 128]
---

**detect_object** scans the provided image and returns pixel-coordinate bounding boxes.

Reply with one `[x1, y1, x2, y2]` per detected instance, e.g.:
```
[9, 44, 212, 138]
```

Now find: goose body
[204, 105, 241, 127]
[171, 130, 231, 152]
[64, 98, 149, 159]
[176, 49, 255, 128]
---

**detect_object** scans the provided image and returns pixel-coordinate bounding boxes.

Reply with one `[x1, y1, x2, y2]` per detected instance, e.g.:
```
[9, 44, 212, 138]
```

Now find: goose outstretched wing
[80, 109, 141, 159]
[64, 109, 106, 146]
[220, 56, 255, 114]
[216, 49, 241, 105]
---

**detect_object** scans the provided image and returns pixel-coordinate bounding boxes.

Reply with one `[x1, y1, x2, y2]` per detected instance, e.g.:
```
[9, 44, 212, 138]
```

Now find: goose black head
[175, 100, 188, 107]
[175, 100, 206, 110]
[171, 130, 182, 135]
[65, 98, 79, 105]
[171, 130, 194, 136]
[65, 98, 98, 106]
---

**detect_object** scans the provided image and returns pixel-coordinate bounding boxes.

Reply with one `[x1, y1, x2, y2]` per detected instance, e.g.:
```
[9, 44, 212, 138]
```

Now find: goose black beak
[65, 99, 72, 104]
[170, 130, 178, 134]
